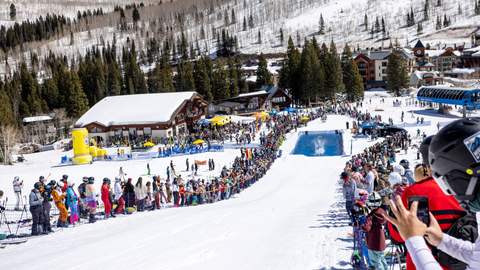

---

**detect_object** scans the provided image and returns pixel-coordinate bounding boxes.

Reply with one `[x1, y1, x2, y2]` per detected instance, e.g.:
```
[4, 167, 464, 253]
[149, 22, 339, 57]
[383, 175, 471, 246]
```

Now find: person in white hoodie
[113, 176, 124, 214]
[134, 177, 147, 212]
[12, 176, 24, 211]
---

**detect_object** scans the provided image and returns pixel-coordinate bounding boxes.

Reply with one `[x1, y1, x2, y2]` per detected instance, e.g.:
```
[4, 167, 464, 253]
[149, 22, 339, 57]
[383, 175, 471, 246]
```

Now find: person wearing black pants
[29, 183, 45, 235]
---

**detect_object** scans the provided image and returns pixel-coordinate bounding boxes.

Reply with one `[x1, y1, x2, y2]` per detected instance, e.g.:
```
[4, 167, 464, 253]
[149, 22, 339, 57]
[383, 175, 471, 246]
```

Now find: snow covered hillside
[1, 0, 478, 76]
[2, 90, 479, 269]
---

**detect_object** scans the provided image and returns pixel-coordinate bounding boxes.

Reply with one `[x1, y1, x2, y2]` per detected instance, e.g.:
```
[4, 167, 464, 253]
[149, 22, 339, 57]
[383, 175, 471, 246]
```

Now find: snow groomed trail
[1, 115, 358, 270]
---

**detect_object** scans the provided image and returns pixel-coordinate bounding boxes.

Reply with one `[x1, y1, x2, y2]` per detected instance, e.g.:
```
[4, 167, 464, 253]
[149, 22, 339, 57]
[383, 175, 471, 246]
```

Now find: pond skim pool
[291, 130, 344, 157]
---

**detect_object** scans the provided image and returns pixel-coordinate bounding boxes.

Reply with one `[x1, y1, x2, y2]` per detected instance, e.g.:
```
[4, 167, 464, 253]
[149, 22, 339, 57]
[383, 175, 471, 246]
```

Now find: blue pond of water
[291, 130, 344, 157]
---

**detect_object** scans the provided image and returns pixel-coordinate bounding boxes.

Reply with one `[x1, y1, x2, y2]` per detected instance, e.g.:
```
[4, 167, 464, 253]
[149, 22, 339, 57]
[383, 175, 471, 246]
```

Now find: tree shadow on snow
[310, 212, 350, 228]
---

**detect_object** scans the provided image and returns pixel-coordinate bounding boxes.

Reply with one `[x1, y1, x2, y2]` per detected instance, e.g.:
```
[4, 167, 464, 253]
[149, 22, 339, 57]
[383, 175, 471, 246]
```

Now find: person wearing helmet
[52, 181, 68, 228]
[386, 135, 465, 270]
[399, 159, 415, 185]
[66, 181, 79, 224]
[60, 175, 68, 193]
[101, 178, 115, 218]
[12, 176, 24, 211]
[361, 191, 388, 270]
[29, 182, 46, 235]
[85, 177, 98, 223]
[375, 165, 393, 211]
[341, 171, 359, 217]
[78, 177, 89, 218]
[113, 176, 124, 214]
[386, 118, 480, 270]
[42, 180, 55, 233]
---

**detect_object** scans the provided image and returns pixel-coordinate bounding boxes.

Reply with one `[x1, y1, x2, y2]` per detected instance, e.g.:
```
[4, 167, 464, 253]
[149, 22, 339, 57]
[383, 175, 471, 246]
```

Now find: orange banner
[195, 160, 207, 165]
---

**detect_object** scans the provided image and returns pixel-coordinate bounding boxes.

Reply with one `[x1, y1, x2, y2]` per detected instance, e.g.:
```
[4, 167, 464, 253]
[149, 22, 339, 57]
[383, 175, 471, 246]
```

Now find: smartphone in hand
[408, 196, 430, 225]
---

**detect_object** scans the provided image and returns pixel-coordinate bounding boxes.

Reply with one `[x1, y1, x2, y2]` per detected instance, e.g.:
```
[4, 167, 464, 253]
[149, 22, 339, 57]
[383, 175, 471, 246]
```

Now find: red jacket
[101, 184, 110, 200]
[388, 177, 465, 270]
[61, 180, 68, 193]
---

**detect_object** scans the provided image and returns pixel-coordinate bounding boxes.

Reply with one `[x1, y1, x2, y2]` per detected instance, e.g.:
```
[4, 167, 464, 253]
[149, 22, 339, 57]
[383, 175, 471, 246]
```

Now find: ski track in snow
[3, 89, 480, 269]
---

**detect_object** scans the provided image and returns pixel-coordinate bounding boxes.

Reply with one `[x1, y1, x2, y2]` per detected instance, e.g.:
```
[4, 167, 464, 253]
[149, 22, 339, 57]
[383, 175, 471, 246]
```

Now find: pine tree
[213, 59, 230, 100]
[224, 9, 229, 26]
[258, 31, 262, 44]
[280, 28, 284, 46]
[235, 57, 248, 94]
[133, 6, 140, 24]
[231, 9, 236, 24]
[381, 17, 386, 40]
[193, 56, 213, 101]
[436, 15, 442, 30]
[279, 37, 300, 103]
[341, 44, 364, 102]
[0, 83, 14, 125]
[248, 14, 254, 28]
[319, 14, 325, 35]
[417, 23, 423, 36]
[175, 60, 196, 92]
[375, 17, 380, 34]
[227, 56, 238, 98]
[410, 7, 415, 26]
[243, 17, 247, 31]
[364, 14, 368, 31]
[107, 62, 122, 96]
[386, 39, 409, 97]
[458, 3, 462, 14]
[10, 4, 16, 20]
[256, 52, 272, 88]
[325, 40, 345, 104]
[70, 32, 75, 45]
[68, 69, 89, 117]
[437, 0, 441, 6]
[443, 14, 448, 27]
[424, 3, 429, 20]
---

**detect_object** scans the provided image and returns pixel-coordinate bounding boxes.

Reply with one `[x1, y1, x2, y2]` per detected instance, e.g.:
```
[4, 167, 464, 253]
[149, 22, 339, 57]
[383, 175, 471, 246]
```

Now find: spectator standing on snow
[399, 159, 414, 186]
[165, 179, 172, 203]
[12, 176, 23, 211]
[362, 163, 375, 194]
[172, 179, 179, 207]
[124, 178, 135, 211]
[362, 191, 388, 270]
[341, 172, 359, 217]
[102, 178, 115, 218]
[113, 176, 124, 214]
[119, 167, 126, 181]
[134, 177, 147, 212]
[29, 182, 45, 235]
[52, 182, 68, 228]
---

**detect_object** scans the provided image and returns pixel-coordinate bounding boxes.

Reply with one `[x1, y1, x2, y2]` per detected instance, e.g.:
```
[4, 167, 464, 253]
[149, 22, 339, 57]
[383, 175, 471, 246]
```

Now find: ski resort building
[75, 92, 209, 144]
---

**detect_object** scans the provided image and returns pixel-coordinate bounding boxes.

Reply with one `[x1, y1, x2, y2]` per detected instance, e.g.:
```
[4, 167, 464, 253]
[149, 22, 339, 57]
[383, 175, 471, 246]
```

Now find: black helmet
[103, 177, 110, 184]
[340, 171, 349, 179]
[153, 176, 158, 181]
[82, 176, 89, 182]
[419, 136, 434, 166]
[49, 180, 56, 186]
[39, 175, 45, 181]
[88, 177, 95, 183]
[34, 182, 43, 190]
[377, 165, 388, 174]
[399, 159, 409, 168]
[429, 118, 480, 202]
[62, 174, 68, 180]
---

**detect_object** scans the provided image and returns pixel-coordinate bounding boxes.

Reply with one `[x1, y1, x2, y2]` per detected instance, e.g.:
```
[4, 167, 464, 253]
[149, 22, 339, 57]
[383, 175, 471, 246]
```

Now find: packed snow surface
[2, 89, 480, 269]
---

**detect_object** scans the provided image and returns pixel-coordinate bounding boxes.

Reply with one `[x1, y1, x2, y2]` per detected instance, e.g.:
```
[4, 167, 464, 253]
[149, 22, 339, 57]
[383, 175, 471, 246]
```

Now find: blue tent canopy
[196, 119, 211, 125]
[361, 121, 377, 128]
[283, 107, 298, 112]
[267, 110, 279, 115]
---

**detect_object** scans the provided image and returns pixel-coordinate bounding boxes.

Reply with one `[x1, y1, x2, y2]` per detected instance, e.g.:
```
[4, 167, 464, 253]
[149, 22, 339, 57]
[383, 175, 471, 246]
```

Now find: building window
[369, 70, 374, 74]
[362, 77, 366, 83]
[359, 70, 366, 76]
[144, 127, 152, 135]
[359, 62, 366, 68]
[91, 127, 102, 133]
[177, 113, 184, 121]
[382, 69, 386, 74]
[369, 63, 373, 67]
[369, 77, 374, 81]
[115, 128, 122, 135]
[382, 62, 387, 67]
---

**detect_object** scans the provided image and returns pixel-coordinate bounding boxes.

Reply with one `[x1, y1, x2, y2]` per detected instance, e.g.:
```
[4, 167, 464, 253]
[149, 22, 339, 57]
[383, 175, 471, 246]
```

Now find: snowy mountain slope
[1, 0, 478, 76]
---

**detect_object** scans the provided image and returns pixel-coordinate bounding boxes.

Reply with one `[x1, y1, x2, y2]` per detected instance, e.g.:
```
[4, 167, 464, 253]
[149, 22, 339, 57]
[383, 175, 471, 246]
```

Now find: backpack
[435, 214, 478, 270]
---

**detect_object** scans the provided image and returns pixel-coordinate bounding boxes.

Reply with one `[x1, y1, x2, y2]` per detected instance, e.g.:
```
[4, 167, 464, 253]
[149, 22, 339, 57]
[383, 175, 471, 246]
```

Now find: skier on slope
[29, 182, 46, 235]
[66, 181, 78, 224]
[85, 177, 99, 223]
[113, 176, 124, 214]
[12, 176, 23, 211]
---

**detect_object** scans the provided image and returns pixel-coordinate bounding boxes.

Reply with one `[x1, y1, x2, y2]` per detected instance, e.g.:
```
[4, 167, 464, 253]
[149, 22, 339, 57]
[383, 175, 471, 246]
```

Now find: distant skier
[12, 176, 23, 211]
[186, 158, 189, 171]
[346, 121, 349, 129]
[147, 163, 151, 175]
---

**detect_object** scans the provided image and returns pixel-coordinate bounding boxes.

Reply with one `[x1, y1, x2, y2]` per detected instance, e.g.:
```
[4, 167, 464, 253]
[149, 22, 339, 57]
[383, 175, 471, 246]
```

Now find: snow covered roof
[444, 68, 477, 75]
[75, 92, 199, 127]
[424, 50, 444, 58]
[238, 91, 268, 98]
[260, 86, 280, 98]
[23, 116, 53, 123]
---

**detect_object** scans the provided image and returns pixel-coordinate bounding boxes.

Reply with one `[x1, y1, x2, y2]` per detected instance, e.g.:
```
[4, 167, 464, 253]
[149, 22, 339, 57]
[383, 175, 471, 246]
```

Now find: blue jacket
[66, 187, 77, 206]
[404, 169, 415, 185]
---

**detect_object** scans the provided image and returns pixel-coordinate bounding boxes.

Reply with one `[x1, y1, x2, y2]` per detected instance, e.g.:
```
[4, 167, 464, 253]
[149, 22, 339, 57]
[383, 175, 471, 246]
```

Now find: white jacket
[405, 234, 480, 270]
[134, 184, 147, 200]
[13, 179, 23, 192]
[172, 184, 179, 192]
[114, 182, 123, 200]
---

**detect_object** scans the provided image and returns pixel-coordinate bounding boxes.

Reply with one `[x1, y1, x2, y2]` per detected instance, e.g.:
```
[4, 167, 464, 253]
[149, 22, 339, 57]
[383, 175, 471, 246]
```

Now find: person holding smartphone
[387, 120, 480, 269]
[387, 135, 465, 270]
